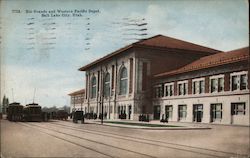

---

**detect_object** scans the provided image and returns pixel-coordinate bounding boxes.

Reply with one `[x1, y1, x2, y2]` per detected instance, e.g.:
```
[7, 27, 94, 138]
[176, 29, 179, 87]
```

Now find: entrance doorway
[153, 105, 161, 120]
[193, 104, 203, 122]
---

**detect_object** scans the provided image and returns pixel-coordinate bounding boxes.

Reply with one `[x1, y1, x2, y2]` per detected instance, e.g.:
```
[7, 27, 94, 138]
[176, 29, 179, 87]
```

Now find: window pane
[178, 84, 182, 95]
[165, 86, 168, 96]
[193, 82, 196, 94]
[215, 111, 221, 119]
[232, 102, 246, 115]
[218, 78, 224, 92]
[179, 105, 187, 119]
[91, 76, 97, 98]
[170, 85, 173, 96]
[104, 73, 110, 97]
[195, 81, 199, 94]
[120, 68, 128, 95]
[232, 76, 238, 91]
[211, 103, 222, 121]
[120, 79, 127, 95]
[211, 79, 217, 93]
[200, 80, 205, 93]
[184, 83, 187, 95]
[240, 74, 247, 90]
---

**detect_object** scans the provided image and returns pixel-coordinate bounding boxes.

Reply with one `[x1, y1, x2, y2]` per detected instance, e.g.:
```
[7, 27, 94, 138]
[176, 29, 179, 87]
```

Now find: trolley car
[7, 102, 23, 121]
[23, 103, 42, 122]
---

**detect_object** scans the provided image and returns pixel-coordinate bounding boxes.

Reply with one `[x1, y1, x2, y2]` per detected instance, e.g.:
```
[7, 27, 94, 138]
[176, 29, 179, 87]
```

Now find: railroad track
[48, 121, 248, 158]
[17, 121, 248, 158]
[17, 122, 156, 158]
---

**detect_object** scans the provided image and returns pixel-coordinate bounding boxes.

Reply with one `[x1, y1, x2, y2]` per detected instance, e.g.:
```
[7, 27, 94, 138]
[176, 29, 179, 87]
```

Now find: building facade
[76, 35, 249, 125]
[68, 89, 85, 113]
[78, 35, 224, 121]
[153, 47, 249, 125]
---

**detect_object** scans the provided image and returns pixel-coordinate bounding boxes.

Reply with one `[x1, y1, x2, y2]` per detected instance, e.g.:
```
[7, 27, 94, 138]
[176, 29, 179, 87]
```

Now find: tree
[2, 95, 9, 114]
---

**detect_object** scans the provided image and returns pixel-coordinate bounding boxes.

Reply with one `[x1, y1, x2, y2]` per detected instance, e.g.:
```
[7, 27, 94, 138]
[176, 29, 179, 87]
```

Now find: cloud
[1, 0, 248, 108]
[1, 64, 83, 107]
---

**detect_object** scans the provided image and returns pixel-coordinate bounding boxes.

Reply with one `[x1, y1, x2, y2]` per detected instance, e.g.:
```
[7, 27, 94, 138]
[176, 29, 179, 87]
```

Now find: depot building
[70, 35, 249, 126]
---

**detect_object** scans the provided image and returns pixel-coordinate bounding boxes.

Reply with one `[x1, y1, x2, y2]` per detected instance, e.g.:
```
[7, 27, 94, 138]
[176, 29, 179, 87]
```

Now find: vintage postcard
[0, 0, 249, 157]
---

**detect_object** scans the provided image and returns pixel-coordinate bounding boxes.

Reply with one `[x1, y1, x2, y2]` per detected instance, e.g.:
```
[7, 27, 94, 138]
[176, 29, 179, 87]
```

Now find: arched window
[104, 73, 110, 97]
[119, 67, 128, 95]
[91, 76, 96, 98]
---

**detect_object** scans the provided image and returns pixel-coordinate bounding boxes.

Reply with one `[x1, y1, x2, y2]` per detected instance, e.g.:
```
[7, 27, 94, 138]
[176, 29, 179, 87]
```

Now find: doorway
[193, 104, 203, 122]
[153, 105, 161, 120]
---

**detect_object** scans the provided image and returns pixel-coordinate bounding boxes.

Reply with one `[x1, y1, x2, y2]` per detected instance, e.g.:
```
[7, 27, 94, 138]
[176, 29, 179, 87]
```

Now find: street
[1, 119, 249, 158]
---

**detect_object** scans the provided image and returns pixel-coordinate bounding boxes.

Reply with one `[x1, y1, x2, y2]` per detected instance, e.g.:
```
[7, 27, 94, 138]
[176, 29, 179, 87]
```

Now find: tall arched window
[104, 73, 110, 97]
[119, 67, 128, 95]
[91, 76, 96, 98]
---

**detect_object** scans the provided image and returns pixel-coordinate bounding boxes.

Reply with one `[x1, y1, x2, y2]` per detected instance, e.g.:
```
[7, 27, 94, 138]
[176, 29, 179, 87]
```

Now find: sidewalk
[82, 119, 212, 130]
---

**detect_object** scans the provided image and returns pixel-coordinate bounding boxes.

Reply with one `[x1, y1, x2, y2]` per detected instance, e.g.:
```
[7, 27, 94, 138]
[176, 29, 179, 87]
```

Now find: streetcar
[6, 102, 23, 121]
[23, 103, 42, 122]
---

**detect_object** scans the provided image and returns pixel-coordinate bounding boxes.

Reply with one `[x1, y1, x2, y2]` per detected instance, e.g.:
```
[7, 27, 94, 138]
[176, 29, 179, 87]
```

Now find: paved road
[1, 119, 249, 158]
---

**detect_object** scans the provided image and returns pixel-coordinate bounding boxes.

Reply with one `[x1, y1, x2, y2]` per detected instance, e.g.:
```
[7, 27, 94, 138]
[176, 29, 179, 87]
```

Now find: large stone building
[68, 89, 85, 113]
[72, 34, 249, 125]
[153, 47, 249, 126]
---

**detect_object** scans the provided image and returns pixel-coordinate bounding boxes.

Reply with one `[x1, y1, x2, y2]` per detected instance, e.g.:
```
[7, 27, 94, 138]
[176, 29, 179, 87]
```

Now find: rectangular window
[193, 80, 204, 94]
[178, 84, 182, 95]
[193, 82, 196, 94]
[240, 74, 247, 90]
[231, 102, 246, 115]
[178, 82, 188, 95]
[165, 86, 168, 96]
[210, 76, 225, 93]
[183, 83, 187, 95]
[169, 85, 173, 96]
[232, 76, 238, 91]
[218, 78, 224, 92]
[165, 105, 173, 119]
[195, 81, 199, 94]
[178, 105, 187, 120]
[200, 80, 205, 93]
[165, 84, 173, 97]
[211, 79, 217, 93]
[211, 103, 222, 122]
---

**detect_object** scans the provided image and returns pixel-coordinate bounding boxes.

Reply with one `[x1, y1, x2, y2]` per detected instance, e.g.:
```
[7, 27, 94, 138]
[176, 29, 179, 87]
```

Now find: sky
[0, 0, 249, 108]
